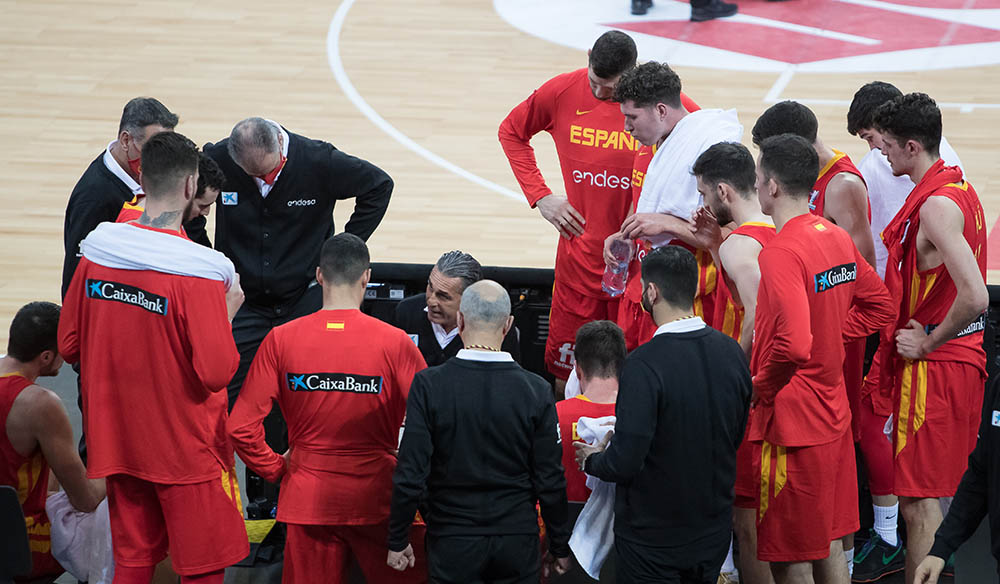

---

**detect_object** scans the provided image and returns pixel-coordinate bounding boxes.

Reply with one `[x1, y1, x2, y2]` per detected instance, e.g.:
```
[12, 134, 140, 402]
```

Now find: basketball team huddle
[0, 23, 988, 584]
[500, 30, 987, 584]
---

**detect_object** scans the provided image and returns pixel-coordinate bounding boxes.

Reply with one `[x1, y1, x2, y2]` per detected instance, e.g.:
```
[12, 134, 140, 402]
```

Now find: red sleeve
[498, 78, 561, 207]
[843, 249, 897, 341]
[680, 91, 700, 113]
[227, 330, 286, 483]
[754, 247, 812, 401]
[184, 279, 239, 394]
[57, 259, 87, 365]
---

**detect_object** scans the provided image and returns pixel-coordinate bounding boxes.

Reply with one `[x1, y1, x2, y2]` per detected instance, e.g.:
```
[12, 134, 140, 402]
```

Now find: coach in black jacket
[62, 97, 209, 297]
[388, 280, 571, 582]
[576, 246, 751, 584]
[916, 375, 1000, 582]
[204, 117, 393, 405]
[394, 250, 520, 366]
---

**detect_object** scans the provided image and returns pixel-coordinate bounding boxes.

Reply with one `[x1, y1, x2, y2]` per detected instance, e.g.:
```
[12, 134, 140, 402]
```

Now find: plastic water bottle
[602, 239, 630, 297]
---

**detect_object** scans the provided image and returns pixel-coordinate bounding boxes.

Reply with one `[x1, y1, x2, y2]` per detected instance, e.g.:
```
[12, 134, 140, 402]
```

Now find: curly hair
[873, 92, 941, 156]
[847, 81, 902, 136]
[612, 61, 681, 109]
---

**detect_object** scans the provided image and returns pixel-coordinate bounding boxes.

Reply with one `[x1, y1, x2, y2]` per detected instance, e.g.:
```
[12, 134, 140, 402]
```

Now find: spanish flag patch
[326, 321, 345, 331]
[814, 223, 827, 231]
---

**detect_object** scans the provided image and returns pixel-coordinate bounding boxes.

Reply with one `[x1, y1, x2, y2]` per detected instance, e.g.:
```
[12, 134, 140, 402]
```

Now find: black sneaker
[852, 530, 905, 583]
[690, 0, 738, 22]
[631, 0, 648, 14]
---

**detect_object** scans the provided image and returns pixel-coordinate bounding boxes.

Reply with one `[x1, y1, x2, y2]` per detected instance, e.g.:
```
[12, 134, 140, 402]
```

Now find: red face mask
[128, 155, 142, 177]
[257, 155, 287, 186]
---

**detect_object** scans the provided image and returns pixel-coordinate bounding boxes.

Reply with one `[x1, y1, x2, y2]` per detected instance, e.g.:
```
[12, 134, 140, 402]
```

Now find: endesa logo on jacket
[814, 263, 856, 293]
[286, 372, 383, 394]
[86, 279, 168, 316]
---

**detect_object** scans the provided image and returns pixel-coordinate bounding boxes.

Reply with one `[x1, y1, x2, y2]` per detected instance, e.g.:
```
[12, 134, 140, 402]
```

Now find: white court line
[765, 67, 798, 103]
[765, 96, 1000, 113]
[734, 14, 881, 45]
[326, 0, 523, 202]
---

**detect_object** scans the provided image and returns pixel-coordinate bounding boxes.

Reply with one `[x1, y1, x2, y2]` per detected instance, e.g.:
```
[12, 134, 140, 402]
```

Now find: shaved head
[459, 280, 511, 331]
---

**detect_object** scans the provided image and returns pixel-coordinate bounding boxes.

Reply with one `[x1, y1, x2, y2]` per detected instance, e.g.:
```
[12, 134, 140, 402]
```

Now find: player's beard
[640, 288, 653, 314]
[182, 198, 198, 224]
[713, 203, 734, 227]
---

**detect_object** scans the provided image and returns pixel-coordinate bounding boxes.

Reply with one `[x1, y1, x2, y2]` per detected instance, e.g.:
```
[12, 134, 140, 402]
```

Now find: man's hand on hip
[537, 194, 585, 239]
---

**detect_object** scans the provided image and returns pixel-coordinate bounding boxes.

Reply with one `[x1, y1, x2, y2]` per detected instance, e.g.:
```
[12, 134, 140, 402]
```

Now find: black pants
[229, 284, 322, 512]
[615, 532, 729, 584]
[426, 533, 540, 584]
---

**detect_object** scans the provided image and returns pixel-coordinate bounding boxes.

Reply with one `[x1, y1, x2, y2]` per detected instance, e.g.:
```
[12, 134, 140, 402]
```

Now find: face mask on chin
[128, 155, 142, 177]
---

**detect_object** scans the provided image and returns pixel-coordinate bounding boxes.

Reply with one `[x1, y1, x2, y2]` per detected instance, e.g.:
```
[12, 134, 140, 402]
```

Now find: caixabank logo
[814, 262, 857, 293]
[86, 279, 168, 316]
[286, 372, 383, 394]
[495, 0, 1000, 72]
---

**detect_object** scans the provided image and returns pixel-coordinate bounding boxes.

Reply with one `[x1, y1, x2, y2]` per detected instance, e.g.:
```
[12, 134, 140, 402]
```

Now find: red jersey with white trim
[555, 395, 616, 503]
[0, 374, 57, 573]
[58, 225, 239, 484]
[897, 178, 987, 368]
[228, 309, 426, 525]
[749, 215, 895, 447]
[714, 222, 776, 342]
[810, 150, 869, 219]
[499, 69, 696, 297]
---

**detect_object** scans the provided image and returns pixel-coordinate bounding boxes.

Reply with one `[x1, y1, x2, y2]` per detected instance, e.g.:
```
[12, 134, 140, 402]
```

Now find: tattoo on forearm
[137, 210, 182, 228]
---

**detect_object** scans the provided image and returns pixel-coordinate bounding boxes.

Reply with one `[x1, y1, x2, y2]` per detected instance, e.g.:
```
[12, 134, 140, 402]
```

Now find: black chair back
[0, 485, 32, 583]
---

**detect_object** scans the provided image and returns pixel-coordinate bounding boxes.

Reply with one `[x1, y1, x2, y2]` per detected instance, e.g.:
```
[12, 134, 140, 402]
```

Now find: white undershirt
[103, 141, 143, 196]
[253, 122, 290, 198]
[653, 316, 707, 336]
[425, 306, 459, 349]
[456, 349, 514, 362]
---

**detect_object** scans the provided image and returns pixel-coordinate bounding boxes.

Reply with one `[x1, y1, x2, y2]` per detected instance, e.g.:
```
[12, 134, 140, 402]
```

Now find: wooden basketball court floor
[2, 0, 999, 346]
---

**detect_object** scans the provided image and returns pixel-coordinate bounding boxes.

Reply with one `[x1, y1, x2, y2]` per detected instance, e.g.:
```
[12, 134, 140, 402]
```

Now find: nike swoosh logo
[576, 109, 593, 116]
[638, 151, 649, 156]
[882, 546, 903, 565]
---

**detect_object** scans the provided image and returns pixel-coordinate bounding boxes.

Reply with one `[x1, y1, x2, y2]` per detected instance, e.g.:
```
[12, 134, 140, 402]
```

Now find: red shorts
[858, 394, 894, 497]
[892, 360, 985, 498]
[844, 339, 866, 442]
[733, 435, 756, 509]
[545, 280, 619, 380]
[23, 512, 62, 580]
[755, 431, 858, 563]
[106, 470, 249, 576]
[285, 522, 427, 584]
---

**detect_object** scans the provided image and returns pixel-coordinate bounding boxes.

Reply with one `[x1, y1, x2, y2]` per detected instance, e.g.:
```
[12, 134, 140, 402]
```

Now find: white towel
[46, 492, 115, 583]
[569, 416, 616, 579]
[564, 367, 581, 399]
[637, 109, 743, 247]
[81, 222, 237, 290]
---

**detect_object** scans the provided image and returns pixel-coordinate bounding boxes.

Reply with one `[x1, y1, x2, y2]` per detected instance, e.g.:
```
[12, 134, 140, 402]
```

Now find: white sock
[722, 537, 736, 572]
[874, 503, 899, 546]
[846, 547, 855, 576]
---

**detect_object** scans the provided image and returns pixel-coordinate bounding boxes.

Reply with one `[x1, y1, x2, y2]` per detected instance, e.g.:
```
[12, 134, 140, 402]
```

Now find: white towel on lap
[569, 415, 616, 579]
[47, 492, 114, 583]
[637, 109, 743, 247]
[81, 222, 237, 290]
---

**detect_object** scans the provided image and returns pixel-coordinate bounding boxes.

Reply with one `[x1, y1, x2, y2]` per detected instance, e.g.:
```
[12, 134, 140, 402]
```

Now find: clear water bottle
[602, 239, 631, 297]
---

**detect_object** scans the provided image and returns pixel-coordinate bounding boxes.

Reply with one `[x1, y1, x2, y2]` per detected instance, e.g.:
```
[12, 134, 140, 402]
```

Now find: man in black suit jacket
[62, 97, 209, 297]
[394, 251, 520, 366]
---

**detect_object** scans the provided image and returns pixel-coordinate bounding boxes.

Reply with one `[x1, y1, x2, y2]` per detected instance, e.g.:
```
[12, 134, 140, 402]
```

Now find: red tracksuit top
[499, 67, 695, 297]
[555, 395, 616, 503]
[714, 222, 776, 343]
[228, 309, 426, 525]
[58, 225, 239, 484]
[749, 214, 895, 447]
